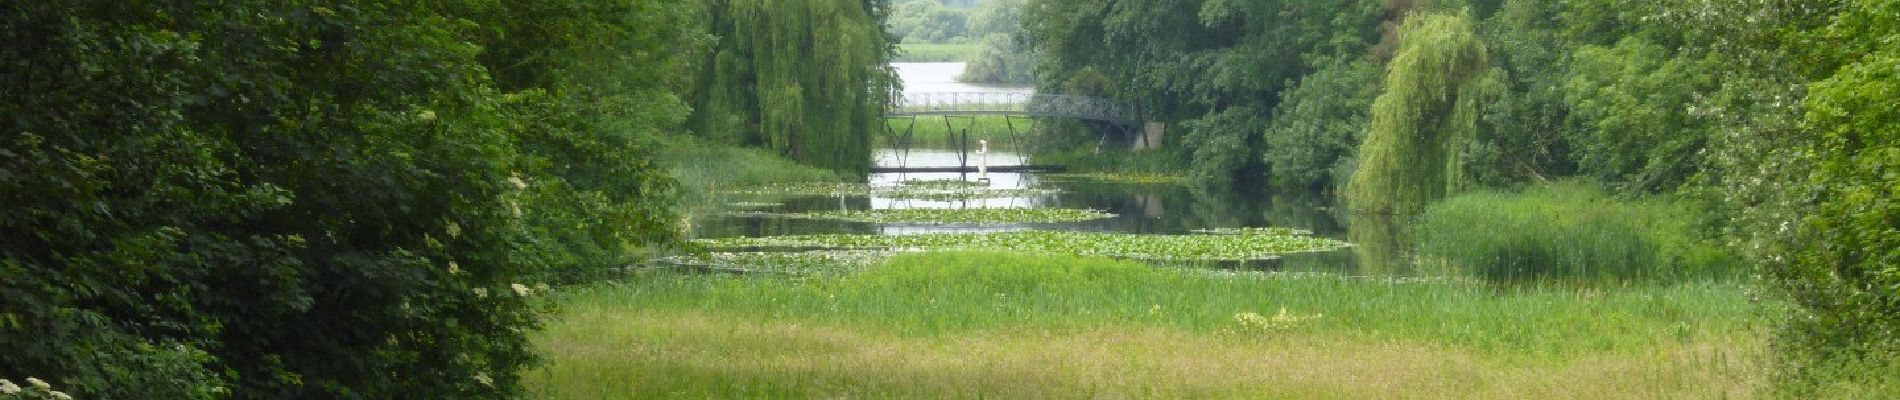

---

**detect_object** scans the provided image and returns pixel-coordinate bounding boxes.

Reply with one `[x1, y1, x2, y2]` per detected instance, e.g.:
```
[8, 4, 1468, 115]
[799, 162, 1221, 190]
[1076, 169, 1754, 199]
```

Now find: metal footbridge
[889, 92, 1141, 131]
[882, 92, 1148, 173]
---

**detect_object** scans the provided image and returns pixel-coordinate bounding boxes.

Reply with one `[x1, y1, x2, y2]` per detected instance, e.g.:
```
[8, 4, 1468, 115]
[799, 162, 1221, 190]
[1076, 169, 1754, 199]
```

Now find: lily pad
[699, 229, 1350, 261]
[783, 208, 1116, 224]
[722, 182, 1060, 200]
[897, 179, 990, 189]
[658, 250, 891, 276]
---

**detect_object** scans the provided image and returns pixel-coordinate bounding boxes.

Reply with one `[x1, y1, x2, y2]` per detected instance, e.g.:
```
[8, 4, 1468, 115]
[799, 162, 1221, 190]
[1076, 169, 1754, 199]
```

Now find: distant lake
[893, 62, 1034, 95]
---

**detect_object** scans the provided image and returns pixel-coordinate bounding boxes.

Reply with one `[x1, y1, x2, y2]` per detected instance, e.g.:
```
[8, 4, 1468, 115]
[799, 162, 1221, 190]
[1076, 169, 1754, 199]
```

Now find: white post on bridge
[977, 139, 989, 181]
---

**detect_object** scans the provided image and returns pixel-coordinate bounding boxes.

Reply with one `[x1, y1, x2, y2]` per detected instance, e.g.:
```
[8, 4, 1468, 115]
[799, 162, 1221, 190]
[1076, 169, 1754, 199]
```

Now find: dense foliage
[687, 0, 899, 175]
[1345, 11, 1499, 215]
[887, 0, 1008, 45]
[1024, 0, 1390, 188]
[0, 1, 702, 398]
[958, 0, 1035, 84]
[1756, 0, 1900, 391]
[1020, 0, 1899, 388]
[888, 0, 971, 43]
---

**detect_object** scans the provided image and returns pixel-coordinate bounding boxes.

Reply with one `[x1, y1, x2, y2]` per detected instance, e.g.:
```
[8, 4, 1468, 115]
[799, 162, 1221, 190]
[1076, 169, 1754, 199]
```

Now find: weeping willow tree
[1345, 11, 1500, 215]
[690, 0, 898, 175]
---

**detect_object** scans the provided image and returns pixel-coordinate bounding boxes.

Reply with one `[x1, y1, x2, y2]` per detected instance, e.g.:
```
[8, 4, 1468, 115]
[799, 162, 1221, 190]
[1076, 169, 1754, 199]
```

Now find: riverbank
[895, 43, 982, 62]
[529, 252, 1767, 399]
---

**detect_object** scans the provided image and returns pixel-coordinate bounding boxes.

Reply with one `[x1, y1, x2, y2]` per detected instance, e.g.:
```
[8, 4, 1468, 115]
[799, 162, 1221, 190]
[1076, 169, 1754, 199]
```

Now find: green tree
[1562, 38, 1722, 193]
[888, 0, 971, 43]
[960, 0, 1034, 84]
[689, 0, 898, 175]
[1262, 60, 1384, 191]
[1023, 0, 1389, 187]
[0, 1, 692, 398]
[1771, 0, 1900, 390]
[1465, 0, 1576, 185]
[465, 0, 699, 280]
[1346, 11, 1500, 215]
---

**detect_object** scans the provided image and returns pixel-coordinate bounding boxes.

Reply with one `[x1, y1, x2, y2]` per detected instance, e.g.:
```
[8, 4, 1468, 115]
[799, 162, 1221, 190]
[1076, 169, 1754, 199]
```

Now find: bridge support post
[883, 116, 919, 168]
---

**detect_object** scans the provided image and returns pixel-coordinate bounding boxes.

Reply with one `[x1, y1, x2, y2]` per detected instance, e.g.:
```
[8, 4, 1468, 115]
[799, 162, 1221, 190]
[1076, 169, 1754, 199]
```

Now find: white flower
[52, 391, 72, 400]
[474, 373, 494, 386]
[507, 176, 528, 190]
[447, 261, 462, 274]
[473, 288, 488, 298]
[1, 379, 20, 394]
[511, 283, 531, 297]
[26, 377, 49, 391]
[418, 110, 437, 122]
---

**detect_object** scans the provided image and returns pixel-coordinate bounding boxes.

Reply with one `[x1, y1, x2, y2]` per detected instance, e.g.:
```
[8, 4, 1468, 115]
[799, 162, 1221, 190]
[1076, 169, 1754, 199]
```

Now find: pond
[689, 148, 1395, 275]
[679, 63, 1403, 276]
[891, 62, 1034, 94]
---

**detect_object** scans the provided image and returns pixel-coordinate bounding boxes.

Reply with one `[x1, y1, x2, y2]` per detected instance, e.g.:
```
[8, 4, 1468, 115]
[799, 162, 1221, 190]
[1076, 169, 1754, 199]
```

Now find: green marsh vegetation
[1414, 182, 1740, 283]
[532, 252, 1765, 399]
[700, 229, 1347, 261]
[664, 141, 843, 215]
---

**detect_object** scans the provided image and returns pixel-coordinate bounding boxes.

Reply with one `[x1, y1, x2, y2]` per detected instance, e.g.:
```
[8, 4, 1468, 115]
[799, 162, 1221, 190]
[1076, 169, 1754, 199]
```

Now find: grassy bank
[531, 252, 1766, 398]
[894, 43, 982, 62]
[660, 139, 839, 212]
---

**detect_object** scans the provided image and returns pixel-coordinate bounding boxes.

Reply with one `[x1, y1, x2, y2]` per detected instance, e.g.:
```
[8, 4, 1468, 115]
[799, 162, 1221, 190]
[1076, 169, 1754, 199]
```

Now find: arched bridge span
[889, 92, 1142, 132]
[881, 92, 1154, 172]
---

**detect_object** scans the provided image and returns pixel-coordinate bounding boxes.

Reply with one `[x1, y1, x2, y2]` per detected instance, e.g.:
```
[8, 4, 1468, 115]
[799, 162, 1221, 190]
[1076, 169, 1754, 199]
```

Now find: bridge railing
[893, 92, 1138, 125]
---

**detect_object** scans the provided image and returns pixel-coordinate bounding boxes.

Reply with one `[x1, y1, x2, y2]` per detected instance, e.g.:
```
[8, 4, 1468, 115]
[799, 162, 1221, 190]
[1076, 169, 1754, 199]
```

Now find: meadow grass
[894, 43, 982, 62]
[531, 252, 1767, 398]
[1414, 181, 1741, 283]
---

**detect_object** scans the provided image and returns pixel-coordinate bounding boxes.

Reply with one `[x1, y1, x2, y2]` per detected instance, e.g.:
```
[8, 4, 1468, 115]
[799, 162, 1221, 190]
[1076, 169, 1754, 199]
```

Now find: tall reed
[1413, 181, 1740, 283]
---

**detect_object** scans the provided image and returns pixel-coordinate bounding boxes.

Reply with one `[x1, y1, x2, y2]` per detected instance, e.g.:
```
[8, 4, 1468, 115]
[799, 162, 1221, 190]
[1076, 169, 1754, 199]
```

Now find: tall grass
[562, 252, 1756, 354]
[1413, 181, 1741, 283]
[894, 43, 982, 62]
[533, 252, 1766, 398]
[881, 115, 1034, 149]
[660, 138, 839, 210]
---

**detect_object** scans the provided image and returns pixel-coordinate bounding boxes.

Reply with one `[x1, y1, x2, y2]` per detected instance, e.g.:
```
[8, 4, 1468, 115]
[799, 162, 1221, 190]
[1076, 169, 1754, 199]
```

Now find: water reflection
[694, 147, 1423, 276]
[1346, 212, 1412, 276]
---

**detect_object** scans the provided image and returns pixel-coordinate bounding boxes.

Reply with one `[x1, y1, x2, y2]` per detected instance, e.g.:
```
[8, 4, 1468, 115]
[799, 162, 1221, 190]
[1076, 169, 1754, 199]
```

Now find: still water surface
[693, 147, 1376, 274]
[690, 63, 1392, 275]
[893, 62, 1034, 95]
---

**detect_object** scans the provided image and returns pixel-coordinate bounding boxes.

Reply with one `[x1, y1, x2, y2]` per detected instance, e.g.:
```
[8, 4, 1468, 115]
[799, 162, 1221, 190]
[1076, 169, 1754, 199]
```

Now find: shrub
[0, 2, 693, 398]
[1413, 181, 1739, 282]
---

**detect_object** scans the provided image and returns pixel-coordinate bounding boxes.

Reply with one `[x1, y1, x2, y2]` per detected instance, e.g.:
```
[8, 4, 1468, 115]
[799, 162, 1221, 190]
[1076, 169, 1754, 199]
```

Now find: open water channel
[689, 62, 1393, 275]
